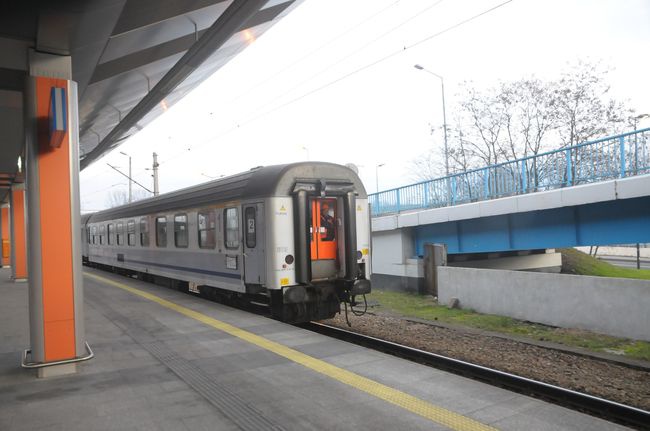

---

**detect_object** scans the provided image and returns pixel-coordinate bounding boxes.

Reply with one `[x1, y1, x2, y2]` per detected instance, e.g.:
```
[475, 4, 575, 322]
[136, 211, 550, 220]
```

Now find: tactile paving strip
[86, 289, 286, 431]
[86, 271, 498, 431]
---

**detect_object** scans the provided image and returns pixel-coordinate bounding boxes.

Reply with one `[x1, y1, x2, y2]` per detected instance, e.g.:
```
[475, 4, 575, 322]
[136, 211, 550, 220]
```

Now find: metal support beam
[80, 0, 267, 170]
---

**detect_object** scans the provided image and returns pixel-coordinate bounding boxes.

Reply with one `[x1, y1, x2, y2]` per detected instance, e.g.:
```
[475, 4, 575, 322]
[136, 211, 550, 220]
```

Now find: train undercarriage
[84, 261, 368, 323]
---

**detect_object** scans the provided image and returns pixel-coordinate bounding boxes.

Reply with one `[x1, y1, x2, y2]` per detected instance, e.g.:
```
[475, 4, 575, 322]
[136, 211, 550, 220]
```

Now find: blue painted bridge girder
[414, 196, 650, 256]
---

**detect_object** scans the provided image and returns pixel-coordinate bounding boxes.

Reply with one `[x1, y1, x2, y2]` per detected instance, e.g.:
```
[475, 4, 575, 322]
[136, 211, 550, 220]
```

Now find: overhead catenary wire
[225, 0, 404, 106]
[155, 0, 514, 168]
[81, 163, 152, 197]
[234, 0, 446, 124]
[83, 0, 515, 201]
[155, 0, 448, 168]
[241, 0, 514, 127]
[111, 0, 407, 179]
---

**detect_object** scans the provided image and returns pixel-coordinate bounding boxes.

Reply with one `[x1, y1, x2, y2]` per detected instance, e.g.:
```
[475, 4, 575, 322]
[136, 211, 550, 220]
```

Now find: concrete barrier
[437, 266, 650, 341]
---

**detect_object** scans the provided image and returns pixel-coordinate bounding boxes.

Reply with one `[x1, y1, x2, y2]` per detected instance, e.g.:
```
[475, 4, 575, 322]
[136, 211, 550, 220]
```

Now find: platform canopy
[0, 0, 303, 203]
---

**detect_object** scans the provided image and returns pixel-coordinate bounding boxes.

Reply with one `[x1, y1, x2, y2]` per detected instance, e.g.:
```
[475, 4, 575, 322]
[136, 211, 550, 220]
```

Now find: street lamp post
[375, 163, 385, 193]
[119, 151, 132, 203]
[631, 114, 649, 270]
[632, 114, 650, 176]
[414, 64, 449, 177]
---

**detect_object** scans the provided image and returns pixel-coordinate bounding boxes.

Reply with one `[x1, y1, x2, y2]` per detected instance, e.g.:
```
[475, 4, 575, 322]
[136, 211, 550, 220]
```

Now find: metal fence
[369, 128, 650, 216]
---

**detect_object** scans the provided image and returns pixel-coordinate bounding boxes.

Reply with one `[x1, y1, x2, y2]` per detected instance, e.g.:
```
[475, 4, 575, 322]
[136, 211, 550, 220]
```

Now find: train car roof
[86, 162, 367, 222]
[81, 213, 93, 224]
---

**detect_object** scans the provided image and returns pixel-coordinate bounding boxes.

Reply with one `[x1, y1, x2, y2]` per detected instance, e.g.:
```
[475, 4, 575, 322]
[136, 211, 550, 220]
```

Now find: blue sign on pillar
[49, 87, 67, 148]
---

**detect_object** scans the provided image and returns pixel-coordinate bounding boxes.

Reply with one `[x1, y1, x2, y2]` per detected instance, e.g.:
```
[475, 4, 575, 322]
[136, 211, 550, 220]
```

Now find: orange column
[1, 205, 9, 267]
[10, 185, 27, 280]
[24, 50, 87, 372]
[31, 77, 77, 361]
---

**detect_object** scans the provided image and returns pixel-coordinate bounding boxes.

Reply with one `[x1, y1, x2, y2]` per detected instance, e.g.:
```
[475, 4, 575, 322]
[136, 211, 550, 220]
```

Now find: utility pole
[152, 152, 159, 196]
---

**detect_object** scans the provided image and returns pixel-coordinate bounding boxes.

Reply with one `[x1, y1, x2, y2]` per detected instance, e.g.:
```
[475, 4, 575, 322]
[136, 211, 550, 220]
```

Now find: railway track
[300, 321, 650, 430]
[101, 270, 650, 429]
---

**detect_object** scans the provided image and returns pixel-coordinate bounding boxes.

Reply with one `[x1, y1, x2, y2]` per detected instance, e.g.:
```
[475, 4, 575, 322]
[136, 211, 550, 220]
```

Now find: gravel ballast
[323, 313, 650, 411]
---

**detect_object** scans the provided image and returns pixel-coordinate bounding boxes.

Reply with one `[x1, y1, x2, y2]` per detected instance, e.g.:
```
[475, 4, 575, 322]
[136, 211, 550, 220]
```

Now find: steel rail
[300, 321, 650, 430]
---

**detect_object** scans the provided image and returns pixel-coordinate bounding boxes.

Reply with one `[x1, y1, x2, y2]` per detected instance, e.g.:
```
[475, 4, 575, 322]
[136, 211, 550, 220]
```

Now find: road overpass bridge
[369, 129, 650, 291]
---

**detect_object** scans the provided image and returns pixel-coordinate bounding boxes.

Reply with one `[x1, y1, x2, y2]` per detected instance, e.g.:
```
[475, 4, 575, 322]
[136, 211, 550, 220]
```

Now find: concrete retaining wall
[437, 266, 650, 341]
[371, 229, 425, 293]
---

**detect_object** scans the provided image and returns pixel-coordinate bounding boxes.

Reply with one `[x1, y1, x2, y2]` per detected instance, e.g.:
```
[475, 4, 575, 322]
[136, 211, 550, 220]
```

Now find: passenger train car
[82, 162, 371, 322]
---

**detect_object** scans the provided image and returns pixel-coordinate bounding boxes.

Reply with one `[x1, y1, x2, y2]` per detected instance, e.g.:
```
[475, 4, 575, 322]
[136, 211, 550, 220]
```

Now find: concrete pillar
[1, 204, 10, 267]
[23, 50, 86, 374]
[423, 243, 447, 297]
[9, 184, 27, 281]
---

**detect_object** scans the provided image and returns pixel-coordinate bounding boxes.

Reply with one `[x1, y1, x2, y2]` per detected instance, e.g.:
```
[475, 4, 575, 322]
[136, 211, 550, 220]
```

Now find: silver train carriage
[82, 162, 372, 322]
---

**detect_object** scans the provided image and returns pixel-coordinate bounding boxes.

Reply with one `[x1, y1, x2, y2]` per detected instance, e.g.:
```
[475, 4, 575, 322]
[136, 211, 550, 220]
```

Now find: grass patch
[561, 248, 650, 280]
[367, 289, 650, 362]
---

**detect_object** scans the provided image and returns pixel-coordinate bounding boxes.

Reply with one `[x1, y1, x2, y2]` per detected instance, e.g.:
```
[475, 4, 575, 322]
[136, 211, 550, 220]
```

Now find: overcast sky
[80, 0, 650, 212]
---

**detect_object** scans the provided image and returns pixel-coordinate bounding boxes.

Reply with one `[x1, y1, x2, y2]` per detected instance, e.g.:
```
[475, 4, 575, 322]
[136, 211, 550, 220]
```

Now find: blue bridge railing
[369, 128, 650, 217]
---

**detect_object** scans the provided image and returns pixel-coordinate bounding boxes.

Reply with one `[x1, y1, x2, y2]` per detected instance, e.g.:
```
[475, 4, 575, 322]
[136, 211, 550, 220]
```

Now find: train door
[310, 198, 338, 279]
[243, 203, 266, 285]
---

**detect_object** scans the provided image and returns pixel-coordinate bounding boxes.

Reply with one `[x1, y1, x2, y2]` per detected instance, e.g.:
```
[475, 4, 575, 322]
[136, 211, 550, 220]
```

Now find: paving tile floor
[0, 267, 631, 430]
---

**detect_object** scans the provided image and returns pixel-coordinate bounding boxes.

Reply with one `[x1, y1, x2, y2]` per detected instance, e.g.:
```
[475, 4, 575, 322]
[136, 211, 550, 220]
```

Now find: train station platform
[0, 267, 629, 430]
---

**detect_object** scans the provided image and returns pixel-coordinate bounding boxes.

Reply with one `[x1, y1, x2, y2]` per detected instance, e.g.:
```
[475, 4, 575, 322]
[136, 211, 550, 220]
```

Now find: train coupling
[350, 279, 370, 296]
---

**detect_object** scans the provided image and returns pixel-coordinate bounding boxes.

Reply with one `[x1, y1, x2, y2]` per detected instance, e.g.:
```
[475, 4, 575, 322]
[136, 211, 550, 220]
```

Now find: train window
[224, 207, 239, 249]
[156, 216, 167, 247]
[99, 225, 105, 245]
[174, 214, 188, 248]
[91, 225, 97, 244]
[87, 227, 91, 244]
[140, 218, 149, 247]
[245, 207, 256, 248]
[116, 222, 125, 245]
[198, 210, 216, 249]
[107, 223, 115, 245]
[127, 220, 135, 246]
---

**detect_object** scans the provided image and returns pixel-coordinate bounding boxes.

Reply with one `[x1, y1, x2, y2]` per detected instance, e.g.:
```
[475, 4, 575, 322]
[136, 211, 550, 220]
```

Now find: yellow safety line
[85, 271, 498, 431]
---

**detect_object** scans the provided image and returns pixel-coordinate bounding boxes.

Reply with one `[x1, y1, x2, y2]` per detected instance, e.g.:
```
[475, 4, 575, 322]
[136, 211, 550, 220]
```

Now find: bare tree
[409, 148, 442, 182]
[411, 60, 634, 183]
[408, 124, 447, 182]
[409, 117, 471, 182]
[105, 188, 151, 208]
[459, 85, 504, 167]
[554, 60, 631, 147]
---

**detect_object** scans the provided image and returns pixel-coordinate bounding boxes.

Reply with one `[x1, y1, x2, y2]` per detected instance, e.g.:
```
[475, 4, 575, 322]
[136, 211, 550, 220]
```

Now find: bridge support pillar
[9, 184, 27, 281]
[423, 243, 447, 297]
[23, 50, 88, 375]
